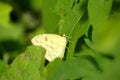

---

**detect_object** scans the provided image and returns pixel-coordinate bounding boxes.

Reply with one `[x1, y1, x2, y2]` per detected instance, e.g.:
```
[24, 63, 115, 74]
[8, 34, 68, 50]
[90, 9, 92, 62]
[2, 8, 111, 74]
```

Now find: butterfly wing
[31, 34, 67, 61]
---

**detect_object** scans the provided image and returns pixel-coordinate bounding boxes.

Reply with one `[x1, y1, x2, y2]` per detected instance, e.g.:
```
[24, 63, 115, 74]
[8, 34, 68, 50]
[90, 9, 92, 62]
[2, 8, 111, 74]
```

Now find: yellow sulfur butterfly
[31, 34, 67, 61]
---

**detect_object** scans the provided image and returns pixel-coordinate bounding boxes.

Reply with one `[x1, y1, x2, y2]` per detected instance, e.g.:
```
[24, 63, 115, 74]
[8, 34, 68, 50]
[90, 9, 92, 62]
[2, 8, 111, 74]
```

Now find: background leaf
[41, 0, 60, 33]
[50, 57, 101, 80]
[0, 46, 45, 80]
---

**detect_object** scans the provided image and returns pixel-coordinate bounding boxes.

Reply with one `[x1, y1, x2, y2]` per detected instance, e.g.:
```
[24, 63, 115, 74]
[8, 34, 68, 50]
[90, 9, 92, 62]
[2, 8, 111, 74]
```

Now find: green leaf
[56, 0, 90, 60]
[1, 53, 42, 80]
[0, 24, 24, 41]
[95, 53, 120, 80]
[0, 67, 22, 80]
[25, 46, 46, 79]
[0, 2, 12, 26]
[25, 46, 45, 69]
[101, 58, 120, 80]
[56, 0, 88, 36]
[87, 0, 120, 53]
[46, 58, 63, 80]
[41, 0, 60, 33]
[0, 60, 9, 75]
[66, 13, 90, 60]
[50, 57, 101, 80]
[30, 0, 42, 10]
[11, 53, 42, 80]
[0, 46, 46, 80]
[0, 2, 24, 42]
[88, 0, 113, 27]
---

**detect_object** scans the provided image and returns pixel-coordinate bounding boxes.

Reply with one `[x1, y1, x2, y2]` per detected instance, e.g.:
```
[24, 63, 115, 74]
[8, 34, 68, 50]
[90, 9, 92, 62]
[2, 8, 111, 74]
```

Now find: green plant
[0, 0, 120, 80]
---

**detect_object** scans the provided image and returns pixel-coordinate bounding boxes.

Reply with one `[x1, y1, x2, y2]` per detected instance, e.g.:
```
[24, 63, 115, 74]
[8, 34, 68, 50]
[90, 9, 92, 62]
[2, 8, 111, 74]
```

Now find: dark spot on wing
[45, 36, 48, 41]
[51, 40, 54, 44]
[46, 44, 54, 49]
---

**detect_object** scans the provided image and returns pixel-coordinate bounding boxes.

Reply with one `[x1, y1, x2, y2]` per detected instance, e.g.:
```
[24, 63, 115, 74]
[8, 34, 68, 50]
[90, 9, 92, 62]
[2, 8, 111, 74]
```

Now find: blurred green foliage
[0, 0, 120, 80]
